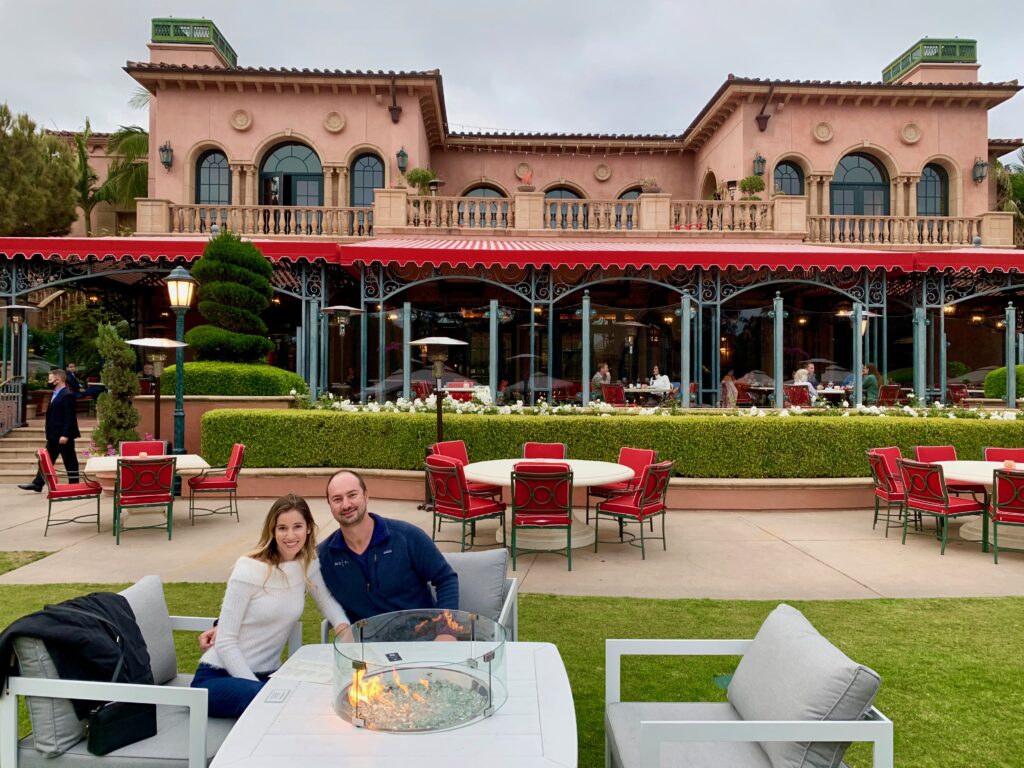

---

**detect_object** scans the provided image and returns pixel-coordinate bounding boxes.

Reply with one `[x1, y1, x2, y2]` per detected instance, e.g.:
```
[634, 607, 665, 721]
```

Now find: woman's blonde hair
[248, 494, 318, 582]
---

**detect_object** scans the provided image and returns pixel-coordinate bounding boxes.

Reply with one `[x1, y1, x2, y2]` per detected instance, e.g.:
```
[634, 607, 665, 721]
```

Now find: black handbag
[50, 604, 158, 755]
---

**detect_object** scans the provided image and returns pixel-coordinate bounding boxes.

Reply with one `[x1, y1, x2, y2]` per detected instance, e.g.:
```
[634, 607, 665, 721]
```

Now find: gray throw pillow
[442, 549, 508, 621]
[119, 575, 177, 684]
[12, 636, 85, 756]
[727, 603, 881, 768]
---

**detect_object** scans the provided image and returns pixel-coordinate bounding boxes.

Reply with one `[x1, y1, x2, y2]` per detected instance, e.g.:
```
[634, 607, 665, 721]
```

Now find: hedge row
[201, 410, 1024, 477]
[983, 365, 1024, 399]
[160, 362, 306, 397]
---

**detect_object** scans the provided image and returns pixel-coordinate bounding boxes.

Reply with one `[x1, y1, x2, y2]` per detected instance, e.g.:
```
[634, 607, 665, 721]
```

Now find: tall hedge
[201, 410, 1024, 476]
[983, 365, 1024, 400]
[160, 362, 306, 396]
[185, 230, 274, 362]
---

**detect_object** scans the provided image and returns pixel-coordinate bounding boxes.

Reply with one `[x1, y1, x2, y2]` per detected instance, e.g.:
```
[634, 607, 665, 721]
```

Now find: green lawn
[0, 552, 48, 576]
[2, 584, 1021, 768]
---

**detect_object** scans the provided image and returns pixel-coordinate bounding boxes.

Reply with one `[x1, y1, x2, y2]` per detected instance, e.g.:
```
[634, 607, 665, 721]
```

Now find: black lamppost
[409, 336, 467, 443]
[127, 338, 187, 441]
[166, 266, 197, 454]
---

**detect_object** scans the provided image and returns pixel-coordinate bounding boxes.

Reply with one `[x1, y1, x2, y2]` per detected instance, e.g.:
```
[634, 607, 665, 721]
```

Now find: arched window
[464, 186, 503, 198]
[350, 154, 384, 207]
[544, 187, 584, 230]
[917, 164, 949, 216]
[615, 188, 642, 230]
[259, 143, 323, 206]
[618, 188, 641, 200]
[196, 150, 231, 204]
[830, 153, 889, 215]
[773, 161, 804, 196]
[460, 186, 507, 228]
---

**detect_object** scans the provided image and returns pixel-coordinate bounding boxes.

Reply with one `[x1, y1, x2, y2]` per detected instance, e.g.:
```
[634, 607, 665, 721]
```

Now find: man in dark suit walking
[19, 369, 81, 492]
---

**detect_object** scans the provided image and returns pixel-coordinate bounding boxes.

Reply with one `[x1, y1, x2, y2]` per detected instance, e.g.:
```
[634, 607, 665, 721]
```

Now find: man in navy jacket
[19, 368, 80, 491]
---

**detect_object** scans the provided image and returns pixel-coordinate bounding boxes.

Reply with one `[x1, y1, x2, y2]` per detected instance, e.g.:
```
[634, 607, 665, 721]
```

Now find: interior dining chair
[586, 446, 657, 523]
[424, 454, 506, 551]
[522, 442, 567, 460]
[897, 458, 985, 555]
[784, 384, 811, 407]
[113, 455, 177, 545]
[510, 462, 573, 571]
[990, 469, 1024, 563]
[594, 460, 673, 560]
[946, 384, 969, 407]
[875, 384, 901, 407]
[37, 449, 103, 536]
[602, 384, 626, 406]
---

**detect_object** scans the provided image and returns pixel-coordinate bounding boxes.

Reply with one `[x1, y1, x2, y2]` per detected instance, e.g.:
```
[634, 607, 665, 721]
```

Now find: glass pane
[773, 161, 803, 196]
[351, 155, 384, 207]
[196, 151, 230, 204]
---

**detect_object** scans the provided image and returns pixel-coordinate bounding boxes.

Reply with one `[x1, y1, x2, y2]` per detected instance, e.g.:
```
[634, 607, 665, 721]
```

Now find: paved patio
[1, 482, 1022, 599]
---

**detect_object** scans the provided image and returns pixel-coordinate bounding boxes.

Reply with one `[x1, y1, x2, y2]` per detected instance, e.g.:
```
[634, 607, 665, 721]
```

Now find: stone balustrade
[540, 198, 639, 231]
[167, 204, 373, 237]
[669, 199, 774, 232]
[406, 196, 514, 229]
[806, 215, 982, 246]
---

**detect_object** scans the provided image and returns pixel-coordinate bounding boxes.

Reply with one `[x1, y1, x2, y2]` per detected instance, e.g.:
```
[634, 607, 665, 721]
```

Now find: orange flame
[347, 667, 387, 707]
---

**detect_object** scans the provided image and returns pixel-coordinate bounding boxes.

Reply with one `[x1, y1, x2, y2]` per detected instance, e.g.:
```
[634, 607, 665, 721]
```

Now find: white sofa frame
[605, 638, 894, 768]
[0, 615, 302, 768]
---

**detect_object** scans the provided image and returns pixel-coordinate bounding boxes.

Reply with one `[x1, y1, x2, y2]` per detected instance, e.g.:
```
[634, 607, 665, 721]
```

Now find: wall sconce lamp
[972, 158, 988, 184]
[396, 146, 408, 174]
[753, 152, 766, 176]
[158, 141, 173, 171]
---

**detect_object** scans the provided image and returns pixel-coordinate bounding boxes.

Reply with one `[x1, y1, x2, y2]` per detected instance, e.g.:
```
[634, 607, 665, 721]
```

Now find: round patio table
[463, 458, 634, 550]
[935, 460, 1024, 551]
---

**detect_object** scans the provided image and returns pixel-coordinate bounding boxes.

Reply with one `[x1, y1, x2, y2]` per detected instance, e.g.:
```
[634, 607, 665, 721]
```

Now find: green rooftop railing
[882, 38, 977, 83]
[151, 18, 237, 67]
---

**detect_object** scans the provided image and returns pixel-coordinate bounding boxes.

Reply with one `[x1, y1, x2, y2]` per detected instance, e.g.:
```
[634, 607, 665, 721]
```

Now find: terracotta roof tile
[125, 61, 440, 77]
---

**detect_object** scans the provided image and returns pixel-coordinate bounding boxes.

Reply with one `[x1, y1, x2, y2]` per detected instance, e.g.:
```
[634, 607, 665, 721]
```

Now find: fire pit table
[209, 631, 576, 767]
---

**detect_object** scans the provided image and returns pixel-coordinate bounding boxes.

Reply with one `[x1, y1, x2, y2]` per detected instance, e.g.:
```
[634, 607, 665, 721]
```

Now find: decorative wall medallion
[229, 109, 252, 131]
[515, 162, 532, 180]
[812, 122, 833, 143]
[323, 110, 346, 133]
[900, 122, 922, 145]
[593, 163, 611, 182]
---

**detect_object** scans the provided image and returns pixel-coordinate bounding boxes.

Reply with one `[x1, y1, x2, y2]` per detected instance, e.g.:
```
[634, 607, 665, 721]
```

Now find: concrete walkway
[2, 482, 1022, 599]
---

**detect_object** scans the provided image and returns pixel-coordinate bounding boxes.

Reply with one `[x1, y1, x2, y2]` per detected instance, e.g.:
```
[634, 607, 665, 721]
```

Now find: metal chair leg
[639, 516, 646, 560]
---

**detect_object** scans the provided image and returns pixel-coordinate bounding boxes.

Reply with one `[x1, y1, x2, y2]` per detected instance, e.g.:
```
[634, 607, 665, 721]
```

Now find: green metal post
[581, 291, 592, 403]
[173, 308, 186, 454]
[359, 295, 368, 404]
[772, 292, 784, 408]
[489, 299, 498, 403]
[939, 309, 948, 404]
[528, 303, 536, 405]
[852, 303, 864, 405]
[377, 305, 386, 400]
[680, 295, 691, 408]
[1006, 303, 1017, 409]
[402, 303, 411, 400]
[913, 308, 927, 404]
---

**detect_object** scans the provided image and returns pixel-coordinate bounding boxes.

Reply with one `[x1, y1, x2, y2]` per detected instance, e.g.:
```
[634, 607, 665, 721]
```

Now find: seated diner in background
[792, 367, 817, 400]
[591, 362, 611, 400]
[720, 369, 738, 408]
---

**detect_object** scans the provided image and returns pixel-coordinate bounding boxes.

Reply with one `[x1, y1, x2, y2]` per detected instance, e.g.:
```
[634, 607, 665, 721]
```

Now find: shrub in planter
[983, 365, 1024, 399]
[160, 362, 307, 397]
[93, 322, 140, 448]
[738, 175, 765, 199]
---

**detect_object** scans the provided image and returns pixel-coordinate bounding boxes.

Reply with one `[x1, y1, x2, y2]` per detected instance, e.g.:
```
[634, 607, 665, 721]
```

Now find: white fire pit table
[209, 642, 576, 768]
[463, 458, 633, 550]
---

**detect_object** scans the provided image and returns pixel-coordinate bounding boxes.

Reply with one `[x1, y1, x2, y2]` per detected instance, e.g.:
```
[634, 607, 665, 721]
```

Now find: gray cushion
[12, 637, 85, 756]
[606, 701, 772, 768]
[727, 604, 881, 768]
[120, 575, 177, 684]
[440, 550, 508, 621]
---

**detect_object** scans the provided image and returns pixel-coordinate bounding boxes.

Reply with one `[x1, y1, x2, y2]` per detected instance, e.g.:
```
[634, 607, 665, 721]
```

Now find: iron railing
[0, 378, 24, 438]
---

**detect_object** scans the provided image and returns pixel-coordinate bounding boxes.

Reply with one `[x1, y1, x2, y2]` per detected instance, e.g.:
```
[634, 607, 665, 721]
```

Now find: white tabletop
[463, 458, 633, 488]
[84, 454, 210, 475]
[935, 460, 1006, 487]
[210, 642, 577, 768]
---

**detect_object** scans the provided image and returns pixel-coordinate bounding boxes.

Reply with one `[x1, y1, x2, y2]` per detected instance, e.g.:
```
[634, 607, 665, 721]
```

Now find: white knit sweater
[200, 556, 348, 681]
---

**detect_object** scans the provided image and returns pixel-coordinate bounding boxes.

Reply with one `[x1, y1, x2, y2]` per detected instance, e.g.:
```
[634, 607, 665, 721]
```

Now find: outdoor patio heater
[409, 336, 467, 443]
[126, 338, 188, 440]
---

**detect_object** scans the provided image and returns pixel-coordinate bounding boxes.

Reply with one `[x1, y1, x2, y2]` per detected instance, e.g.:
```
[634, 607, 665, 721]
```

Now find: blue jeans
[191, 663, 272, 718]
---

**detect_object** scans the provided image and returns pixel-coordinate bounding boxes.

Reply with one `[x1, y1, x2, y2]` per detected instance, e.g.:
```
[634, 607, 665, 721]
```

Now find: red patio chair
[586, 446, 657, 523]
[119, 440, 168, 456]
[866, 450, 906, 537]
[784, 384, 811, 407]
[411, 380, 432, 400]
[430, 440, 502, 500]
[990, 469, 1024, 563]
[897, 458, 985, 555]
[594, 460, 673, 560]
[424, 454, 506, 551]
[984, 447, 1024, 463]
[914, 445, 988, 500]
[876, 384, 901, 407]
[603, 383, 626, 406]
[114, 455, 176, 545]
[735, 381, 753, 407]
[187, 442, 245, 525]
[37, 449, 102, 536]
[510, 462, 573, 570]
[523, 442, 567, 459]
[946, 383, 969, 406]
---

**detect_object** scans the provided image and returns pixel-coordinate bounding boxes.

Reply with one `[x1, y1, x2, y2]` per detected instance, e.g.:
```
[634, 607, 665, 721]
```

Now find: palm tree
[73, 118, 102, 237]
[99, 125, 149, 209]
[991, 158, 1024, 222]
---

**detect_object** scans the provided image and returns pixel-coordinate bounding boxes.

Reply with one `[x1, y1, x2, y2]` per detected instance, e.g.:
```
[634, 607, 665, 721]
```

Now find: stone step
[0, 438, 47, 446]
[0, 448, 45, 459]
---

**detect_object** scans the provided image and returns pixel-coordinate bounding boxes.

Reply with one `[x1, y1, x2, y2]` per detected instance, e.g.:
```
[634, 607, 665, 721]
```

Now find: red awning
[913, 249, 1024, 273]
[0, 237, 340, 263]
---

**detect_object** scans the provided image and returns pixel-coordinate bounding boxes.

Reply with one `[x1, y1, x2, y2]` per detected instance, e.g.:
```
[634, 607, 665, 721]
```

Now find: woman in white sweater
[191, 493, 350, 717]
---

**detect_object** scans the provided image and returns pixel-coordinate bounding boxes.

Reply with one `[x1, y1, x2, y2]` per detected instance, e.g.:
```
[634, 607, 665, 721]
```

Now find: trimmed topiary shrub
[983, 365, 1024, 399]
[186, 230, 274, 362]
[93, 322, 140, 448]
[160, 362, 307, 396]
[202, 410, 1024, 476]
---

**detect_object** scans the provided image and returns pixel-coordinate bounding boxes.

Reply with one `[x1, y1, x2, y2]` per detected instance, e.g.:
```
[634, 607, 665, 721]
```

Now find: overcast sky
[1, 0, 1020, 158]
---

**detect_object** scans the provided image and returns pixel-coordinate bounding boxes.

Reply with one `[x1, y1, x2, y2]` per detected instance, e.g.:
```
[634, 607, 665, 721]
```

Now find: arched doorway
[259, 143, 323, 206]
[830, 153, 889, 215]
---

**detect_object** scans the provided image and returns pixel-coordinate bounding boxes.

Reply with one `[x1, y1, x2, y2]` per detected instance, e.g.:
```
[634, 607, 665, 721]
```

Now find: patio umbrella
[799, 357, 836, 366]
[738, 370, 773, 386]
[507, 373, 576, 394]
[820, 364, 851, 385]
[961, 365, 999, 384]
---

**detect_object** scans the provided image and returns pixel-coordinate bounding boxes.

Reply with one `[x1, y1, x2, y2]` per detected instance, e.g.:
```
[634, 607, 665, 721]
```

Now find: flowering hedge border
[202, 399, 1024, 478]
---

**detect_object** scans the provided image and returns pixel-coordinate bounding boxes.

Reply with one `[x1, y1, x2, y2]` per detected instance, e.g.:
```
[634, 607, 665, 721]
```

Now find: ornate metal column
[852, 302, 864, 405]
[913, 307, 927, 404]
[680, 295, 691, 408]
[581, 290, 592, 404]
[771, 292, 784, 408]
[403, 303, 412, 400]
[489, 299, 498, 402]
[1006, 302, 1017, 409]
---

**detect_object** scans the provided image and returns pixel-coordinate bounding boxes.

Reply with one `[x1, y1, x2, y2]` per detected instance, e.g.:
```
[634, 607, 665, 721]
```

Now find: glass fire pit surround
[333, 608, 508, 732]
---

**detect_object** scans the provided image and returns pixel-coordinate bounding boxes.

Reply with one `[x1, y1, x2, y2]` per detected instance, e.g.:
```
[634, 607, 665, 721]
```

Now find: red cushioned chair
[866, 451, 906, 537]
[37, 449, 102, 536]
[119, 440, 168, 456]
[876, 384, 901, 407]
[586, 446, 657, 524]
[914, 445, 988, 501]
[510, 462, 573, 571]
[410, 380, 433, 400]
[187, 443, 245, 525]
[522, 442, 567, 460]
[114, 455, 176, 545]
[603, 383, 626, 406]
[984, 447, 1024, 463]
[424, 454, 506, 551]
[430, 440, 502, 500]
[946, 383, 969, 406]
[594, 460, 673, 560]
[990, 469, 1024, 563]
[898, 458, 985, 555]
[734, 381, 753, 407]
[784, 384, 811, 407]
[447, 381, 474, 402]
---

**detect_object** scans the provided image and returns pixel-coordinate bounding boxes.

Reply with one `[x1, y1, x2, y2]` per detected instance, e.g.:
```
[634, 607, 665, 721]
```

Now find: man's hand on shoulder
[199, 626, 218, 651]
